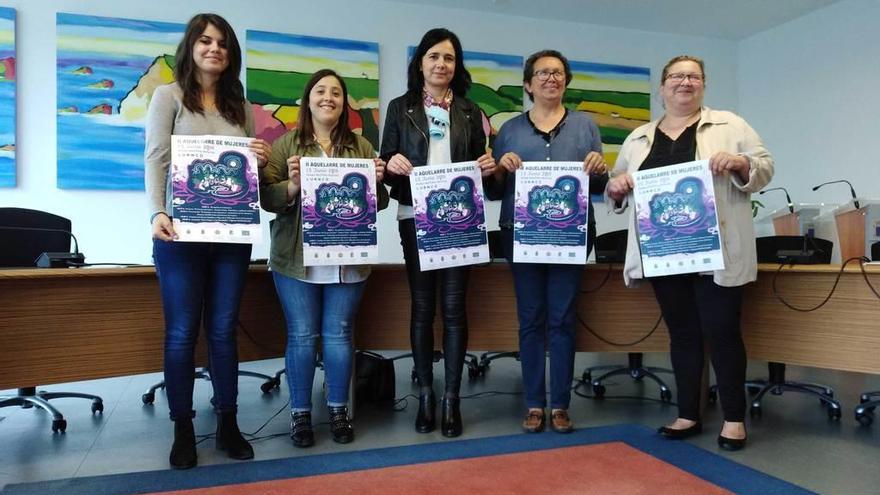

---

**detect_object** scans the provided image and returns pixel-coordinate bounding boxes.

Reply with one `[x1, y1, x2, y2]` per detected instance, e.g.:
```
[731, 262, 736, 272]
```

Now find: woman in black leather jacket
[380, 27, 496, 438]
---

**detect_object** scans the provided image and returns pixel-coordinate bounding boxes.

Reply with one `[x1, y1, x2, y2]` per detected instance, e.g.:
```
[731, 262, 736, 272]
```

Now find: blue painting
[56, 13, 184, 189]
[0, 8, 15, 188]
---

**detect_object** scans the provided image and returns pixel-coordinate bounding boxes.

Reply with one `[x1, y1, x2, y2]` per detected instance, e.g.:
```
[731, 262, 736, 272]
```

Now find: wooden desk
[2, 263, 879, 389]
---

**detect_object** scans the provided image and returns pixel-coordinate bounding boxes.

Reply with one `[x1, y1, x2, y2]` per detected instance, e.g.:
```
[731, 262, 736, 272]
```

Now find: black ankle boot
[441, 397, 462, 438]
[290, 411, 315, 448]
[415, 391, 436, 433]
[169, 418, 197, 470]
[328, 406, 354, 444]
[216, 411, 254, 460]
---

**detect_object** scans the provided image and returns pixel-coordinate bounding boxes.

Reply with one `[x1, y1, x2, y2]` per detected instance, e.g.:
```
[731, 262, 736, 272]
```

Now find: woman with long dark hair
[260, 69, 386, 448]
[144, 13, 270, 469]
[380, 28, 496, 438]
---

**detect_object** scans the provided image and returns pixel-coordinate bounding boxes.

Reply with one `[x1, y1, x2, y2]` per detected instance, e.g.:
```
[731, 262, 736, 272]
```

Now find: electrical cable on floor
[577, 312, 663, 347]
[771, 256, 867, 311]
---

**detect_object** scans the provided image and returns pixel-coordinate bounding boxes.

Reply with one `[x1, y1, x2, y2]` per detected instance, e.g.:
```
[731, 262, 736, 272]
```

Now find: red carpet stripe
[152, 442, 733, 495]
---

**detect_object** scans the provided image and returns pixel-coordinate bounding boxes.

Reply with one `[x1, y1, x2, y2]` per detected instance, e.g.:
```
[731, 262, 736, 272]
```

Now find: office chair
[853, 242, 880, 426]
[0, 207, 103, 433]
[474, 230, 520, 376]
[581, 230, 672, 401]
[141, 365, 277, 405]
[709, 235, 841, 419]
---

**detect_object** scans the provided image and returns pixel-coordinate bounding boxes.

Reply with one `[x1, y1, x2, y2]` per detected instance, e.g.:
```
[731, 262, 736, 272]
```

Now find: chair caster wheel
[827, 406, 841, 420]
[142, 393, 155, 405]
[660, 389, 672, 402]
[582, 372, 591, 383]
[467, 364, 480, 380]
[592, 384, 606, 398]
[91, 401, 103, 414]
[260, 380, 277, 394]
[749, 404, 762, 418]
[52, 419, 67, 433]
[855, 409, 874, 426]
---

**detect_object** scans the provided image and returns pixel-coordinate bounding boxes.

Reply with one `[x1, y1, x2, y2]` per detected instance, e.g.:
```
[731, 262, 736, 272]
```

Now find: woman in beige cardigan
[607, 55, 773, 451]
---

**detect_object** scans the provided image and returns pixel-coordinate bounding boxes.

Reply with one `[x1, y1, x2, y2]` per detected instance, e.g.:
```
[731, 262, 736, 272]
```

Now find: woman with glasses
[485, 50, 608, 434]
[380, 28, 496, 438]
[606, 55, 774, 451]
[145, 13, 271, 469]
[260, 69, 387, 448]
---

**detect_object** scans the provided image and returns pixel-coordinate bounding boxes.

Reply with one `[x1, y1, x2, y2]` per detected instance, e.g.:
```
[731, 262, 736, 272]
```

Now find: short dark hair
[406, 28, 472, 102]
[295, 69, 355, 150]
[523, 50, 573, 102]
[661, 55, 706, 84]
[174, 13, 245, 127]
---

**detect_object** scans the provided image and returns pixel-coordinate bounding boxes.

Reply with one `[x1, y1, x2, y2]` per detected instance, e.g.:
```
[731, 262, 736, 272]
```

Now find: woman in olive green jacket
[260, 69, 387, 449]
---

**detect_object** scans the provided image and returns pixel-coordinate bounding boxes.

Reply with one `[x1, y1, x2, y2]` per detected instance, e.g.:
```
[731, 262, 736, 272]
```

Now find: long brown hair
[174, 13, 246, 128]
[295, 69, 355, 150]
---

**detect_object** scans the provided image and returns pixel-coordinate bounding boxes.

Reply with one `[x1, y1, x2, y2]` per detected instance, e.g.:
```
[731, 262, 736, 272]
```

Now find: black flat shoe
[657, 422, 702, 439]
[441, 397, 462, 438]
[415, 392, 436, 433]
[717, 435, 747, 451]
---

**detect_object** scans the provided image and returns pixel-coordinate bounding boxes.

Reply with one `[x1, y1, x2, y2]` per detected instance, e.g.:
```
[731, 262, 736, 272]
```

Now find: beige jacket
[608, 107, 774, 287]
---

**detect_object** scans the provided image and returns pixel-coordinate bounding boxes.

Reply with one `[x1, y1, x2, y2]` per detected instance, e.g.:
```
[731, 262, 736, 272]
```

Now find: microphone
[759, 187, 794, 214]
[812, 179, 860, 209]
[0, 225, 86, 267]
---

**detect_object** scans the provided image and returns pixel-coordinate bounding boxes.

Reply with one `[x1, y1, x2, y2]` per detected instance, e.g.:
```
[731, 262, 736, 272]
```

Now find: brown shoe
[550, 409, 574, 433]
[522, 409, 545, 433]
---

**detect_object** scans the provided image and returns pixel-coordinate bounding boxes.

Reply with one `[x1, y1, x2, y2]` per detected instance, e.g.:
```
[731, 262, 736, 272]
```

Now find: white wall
[2, 0, 739, 264]
[738, 0, 880, 213]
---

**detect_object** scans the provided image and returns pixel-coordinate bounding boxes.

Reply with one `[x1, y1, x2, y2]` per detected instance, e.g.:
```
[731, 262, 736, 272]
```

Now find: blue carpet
[0, 424, 816, 495]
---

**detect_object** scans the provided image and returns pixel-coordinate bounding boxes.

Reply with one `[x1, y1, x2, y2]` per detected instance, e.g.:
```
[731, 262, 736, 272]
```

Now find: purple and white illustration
[513, 162, 590, 264]
[301, 158, 378, 266]
[170, 135, 261, 243]
[633, 159, 724, 277]
[411, 162, 490, 271]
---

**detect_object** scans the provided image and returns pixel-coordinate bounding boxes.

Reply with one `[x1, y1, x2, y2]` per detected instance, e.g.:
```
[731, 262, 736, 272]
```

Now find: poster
[632, 159, 724, 277]
[410, 162, 490, 271]
[300, 157, 379, 266]
[170, 135, 261, 243]
[513, 162, 590, 264]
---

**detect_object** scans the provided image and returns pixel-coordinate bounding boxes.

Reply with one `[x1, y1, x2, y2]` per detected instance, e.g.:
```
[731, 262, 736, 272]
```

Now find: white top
[397, 106, 452, 221]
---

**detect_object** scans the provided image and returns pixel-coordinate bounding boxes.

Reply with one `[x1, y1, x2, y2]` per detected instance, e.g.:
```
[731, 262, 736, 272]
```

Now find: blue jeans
[272, 272, 366, 411]
[153, 239, 251, 420]
[502, 228, 588, 409]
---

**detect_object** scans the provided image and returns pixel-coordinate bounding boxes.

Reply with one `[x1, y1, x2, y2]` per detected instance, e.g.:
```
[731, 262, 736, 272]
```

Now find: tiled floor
[1, 353, 879, 494]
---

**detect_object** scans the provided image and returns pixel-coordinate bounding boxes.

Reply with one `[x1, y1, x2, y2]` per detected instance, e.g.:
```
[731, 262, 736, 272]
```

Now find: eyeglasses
[665, 72, 704, 84]
[534, 69, 565, 82]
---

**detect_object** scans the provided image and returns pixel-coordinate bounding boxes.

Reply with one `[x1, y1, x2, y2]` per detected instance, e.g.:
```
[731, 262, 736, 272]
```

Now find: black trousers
[650, 274, 746, 422]
[399, 219, 469, 395]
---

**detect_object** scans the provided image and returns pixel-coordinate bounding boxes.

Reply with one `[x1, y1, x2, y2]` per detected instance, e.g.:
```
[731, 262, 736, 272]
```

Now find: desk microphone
[759, 187, 794, 214]
[812, 179, 860, 209]
[0, 225, 86, 267]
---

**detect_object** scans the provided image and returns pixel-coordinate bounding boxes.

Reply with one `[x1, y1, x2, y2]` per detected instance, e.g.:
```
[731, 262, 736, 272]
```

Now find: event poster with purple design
[170, 135, 261, 243]
[300, 157, 378, 266]
[513, 162, 590, 264]
[632, 159, 724, 277]
[410, 161, 490, 271]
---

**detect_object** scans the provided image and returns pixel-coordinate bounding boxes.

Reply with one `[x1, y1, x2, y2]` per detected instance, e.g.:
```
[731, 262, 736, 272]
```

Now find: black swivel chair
[475, 230, 520, 375]
[711, 235, 842, 419]
[853, 241, 880, 426]
[0, 207, 103, 433]
[581, 229, 673, 401]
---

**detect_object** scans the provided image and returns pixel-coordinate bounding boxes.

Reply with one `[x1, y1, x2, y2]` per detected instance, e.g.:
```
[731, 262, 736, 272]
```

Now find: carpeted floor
[1, 424, 816, 495]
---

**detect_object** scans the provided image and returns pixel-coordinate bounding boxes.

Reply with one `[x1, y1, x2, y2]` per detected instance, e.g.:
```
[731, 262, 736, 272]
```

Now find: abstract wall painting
[246, 30, 380, 149]
[564, 60, 651, 168]
[0, 7, 16, 187]
[56, 13, 184, 189]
